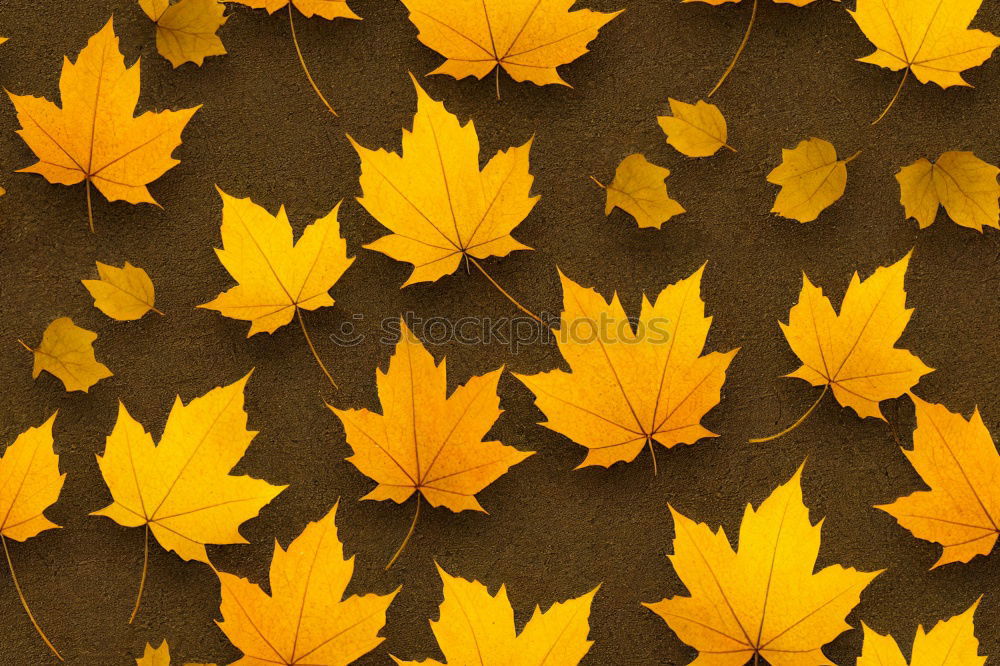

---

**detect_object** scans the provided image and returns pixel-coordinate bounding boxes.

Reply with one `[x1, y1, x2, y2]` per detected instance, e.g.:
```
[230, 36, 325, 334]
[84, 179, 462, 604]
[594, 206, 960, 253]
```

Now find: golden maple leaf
[7, 19, 199, 231]
[767, 138, 859, 223]
[657, 98, 734, 158]
[896, 151, 1000, 231]
[233, 0, 359, 20]
[199, 188, 354, 387]
[393, 565, 598, 666]
[0, 414, 66, 661]
[93, 373, 286, 621]
[859, 600, 985, 666]
[135, 640, 214, 666]
[139, 0, 228, 68]
[400, 0, 621, 93]
[328, 320, 533, 567]
[83, 261, 162, 321]
[20, 317, 112, 393]
[594, 153, 685, 229]
[514, 266, 737, 470]
[351, 77, 537, 286]
[755, 253, 932, 441]
[644, 465, 881, 664]
[850, 0, 1000, 123]
[215, 503, 397, 666]
[878, 397, 1000, 567]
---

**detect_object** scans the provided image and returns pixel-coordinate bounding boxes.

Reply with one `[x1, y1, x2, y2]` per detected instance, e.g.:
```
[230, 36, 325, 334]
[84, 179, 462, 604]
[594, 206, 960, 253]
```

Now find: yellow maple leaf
[850, 0, 1000, 123]
[20, 317, 112, 393]
[136, 640, 215, 666]
[878, 397, 1000, 567]
[594, 154, 685, 229]
[351, 77, 536, 287]
[328, 320, 533, 567]
[199, 188, 354, 387]
[83, 261, 162, 321]
[767, 138, 858, 223]
[233, 0, 359, 20]
[896, 151, 1000, 231]
[7, 19, 199, 231]
[139, 0, 228, 68]
[93, 373, 286, 621]
[393, 565, 598, 666]
[754, 252, 932, 442]
[644, 465, 881, 665]
[657, 98, 734, 157]
[514, 266, 737, 470]
[0, 414, 66, 660]
[859, 599, 985, 666]
[215, 503, 396, 665]
[400, 0, 621, 92]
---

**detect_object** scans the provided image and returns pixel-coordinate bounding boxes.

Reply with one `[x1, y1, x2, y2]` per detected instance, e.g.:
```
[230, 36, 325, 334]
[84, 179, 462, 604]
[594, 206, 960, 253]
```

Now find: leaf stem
[749, 384, 828, 443]
[494, 65, 501, 101]
[647, 437, 658, 477]
[872, 66, 909, 126]
[468, 257, 548, 328]
[289, 4, 338, 116]
[129, 524, 149, 624]
[296, 307, 339, 390]
[386, 494, 421, 570]
[86, 178, 94, 233]
[17, 339, 32, 353]
[844, 150, 862, 164]
[589, 175, 606, 189]
[708, 0, 758, 97]
[3, 535, 63, 661]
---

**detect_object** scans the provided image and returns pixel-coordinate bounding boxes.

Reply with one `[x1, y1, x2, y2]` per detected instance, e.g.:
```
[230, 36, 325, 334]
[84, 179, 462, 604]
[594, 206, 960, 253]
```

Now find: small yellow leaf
[1, 414, 65, 542]
[351, 77, 536, 286]
[216, 503, 397, 664]
[82, 261, 160, 320]
[392, 565, 598, 666]
[514, 266, 737, 469]
[140, 0, 228, 68]
[878, 397, 1000, 567]
[859, 600, 985, 666]
[199, 188, 354, 336]
[779, 252, 931, 420]
[644, 465, 881, 663]
[401, 0, 620, 87]
[136, 639, 216, 666]
[600, 154, 684, 229]
[896, 151, 999, 231]
[231, 0, 360, 20]
[657, 98, 733, 157]
[23, 317, 112, 392]
[767, 138, 856, 223]
[93, 372, 286, 564]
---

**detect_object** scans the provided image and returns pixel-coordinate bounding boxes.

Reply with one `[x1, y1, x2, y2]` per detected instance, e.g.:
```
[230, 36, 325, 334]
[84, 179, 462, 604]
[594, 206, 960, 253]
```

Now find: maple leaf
[83, 261, 162, 320]
[199, 188, 354, 388]
[859, 599, 985, 666]
[850, 0, 1000, 123]
[232, 0, 359, 20]
[139, 0, 228, 68]
[328, 320, 533, 567]
[351, 77, 536, 284]
[753, 252, 932, 441]
[644, 465, 881, 665]
[767, 138, 859, 223]
[393, 565, 598, 666]
[878, 397, 1000, 567]
[7, 19, 199, 231]
[215, 502, 397, 666]
[513, 266, 737, 471]
[136, 640, 215, 666]
[0, 414, 66, 660]
[400, 0, 621, 94]
[896, 151, 1000, 231]
[93, 372, 286, 621]
[593, 154, 685, 229]
[19, 317, 112, 393]
[657, 99, 735, 157]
